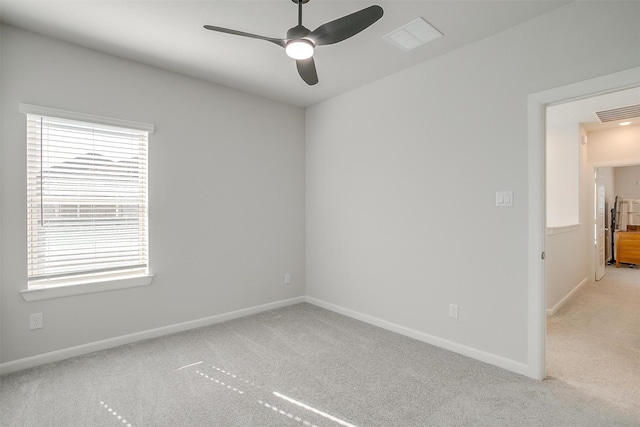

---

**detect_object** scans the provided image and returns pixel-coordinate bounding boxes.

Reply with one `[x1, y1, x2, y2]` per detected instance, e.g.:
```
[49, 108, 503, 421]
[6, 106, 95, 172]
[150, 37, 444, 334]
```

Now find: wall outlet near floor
[284, 273, 291, 285]
[449, 304, 459, 319]
[30, 313, 43, 330]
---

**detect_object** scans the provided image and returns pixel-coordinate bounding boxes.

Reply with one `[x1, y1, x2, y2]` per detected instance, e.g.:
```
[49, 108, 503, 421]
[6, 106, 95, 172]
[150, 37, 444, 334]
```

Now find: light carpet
[546, 264, 640, 416]
[1, 302, 638, 426]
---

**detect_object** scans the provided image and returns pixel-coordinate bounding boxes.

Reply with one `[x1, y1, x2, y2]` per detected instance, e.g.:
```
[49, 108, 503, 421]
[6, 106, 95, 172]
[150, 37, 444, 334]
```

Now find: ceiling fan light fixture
[204, 2, 384, 85]
[285, 39, 314, 60]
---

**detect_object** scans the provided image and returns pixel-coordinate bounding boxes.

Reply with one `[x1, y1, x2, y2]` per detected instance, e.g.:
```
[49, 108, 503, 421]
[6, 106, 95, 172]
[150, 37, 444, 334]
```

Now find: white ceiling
[1, 0, 571, 107]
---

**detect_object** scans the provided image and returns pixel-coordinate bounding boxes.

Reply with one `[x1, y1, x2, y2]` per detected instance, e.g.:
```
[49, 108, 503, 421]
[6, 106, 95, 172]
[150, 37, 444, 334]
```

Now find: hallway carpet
[547, 264, 640, 416]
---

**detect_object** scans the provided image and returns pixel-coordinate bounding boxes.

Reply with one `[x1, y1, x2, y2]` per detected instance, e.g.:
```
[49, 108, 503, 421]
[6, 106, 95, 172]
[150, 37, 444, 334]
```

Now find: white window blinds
[26, 110, 151, 285]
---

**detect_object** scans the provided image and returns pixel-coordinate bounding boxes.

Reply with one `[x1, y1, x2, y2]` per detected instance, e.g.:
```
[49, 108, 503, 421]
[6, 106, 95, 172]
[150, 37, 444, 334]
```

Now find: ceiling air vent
[595, 104, 640, 122]
[384, 17, 442, 52]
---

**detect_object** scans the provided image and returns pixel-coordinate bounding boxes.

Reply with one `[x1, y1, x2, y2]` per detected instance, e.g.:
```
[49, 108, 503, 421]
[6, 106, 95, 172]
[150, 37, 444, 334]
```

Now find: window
[21, 104, 154, 296]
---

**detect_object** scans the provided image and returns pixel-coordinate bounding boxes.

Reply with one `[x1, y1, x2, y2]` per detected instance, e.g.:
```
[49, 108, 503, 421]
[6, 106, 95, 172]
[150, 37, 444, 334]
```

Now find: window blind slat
[26, 113, 149, 285]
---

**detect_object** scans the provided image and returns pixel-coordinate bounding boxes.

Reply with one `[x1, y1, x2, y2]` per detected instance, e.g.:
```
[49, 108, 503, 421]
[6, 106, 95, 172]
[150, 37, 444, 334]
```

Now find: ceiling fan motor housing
[287, 25, 312, 40]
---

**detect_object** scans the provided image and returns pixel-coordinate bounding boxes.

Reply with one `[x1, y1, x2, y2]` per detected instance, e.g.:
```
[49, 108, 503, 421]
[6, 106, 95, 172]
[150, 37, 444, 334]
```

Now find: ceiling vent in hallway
[383, 17, 442, 52]
[595, 104, 640, 122]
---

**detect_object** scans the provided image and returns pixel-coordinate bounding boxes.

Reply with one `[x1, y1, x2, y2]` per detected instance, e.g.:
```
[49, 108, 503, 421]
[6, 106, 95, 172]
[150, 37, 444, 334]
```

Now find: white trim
[546, 277, 589, 316]
[18, 103, 155, 133]
[527, 66, 640, 381]
[305, 297, 530, 377]
[0, 296, 305, 375]
[20, 274, 154, 302]
[527, 91, 547, 381]
[546, 224, 581, 235]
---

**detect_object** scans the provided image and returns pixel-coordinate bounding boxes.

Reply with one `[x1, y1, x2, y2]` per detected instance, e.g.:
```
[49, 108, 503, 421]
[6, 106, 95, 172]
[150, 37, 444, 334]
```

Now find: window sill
[20, 274, 154, 302]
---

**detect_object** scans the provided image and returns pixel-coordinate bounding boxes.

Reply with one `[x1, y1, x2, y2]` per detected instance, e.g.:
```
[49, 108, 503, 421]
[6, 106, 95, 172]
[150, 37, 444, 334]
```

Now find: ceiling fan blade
[204, 25, 287, 48]
[308, 5, 383, 47]
[296, 58, 319, 86]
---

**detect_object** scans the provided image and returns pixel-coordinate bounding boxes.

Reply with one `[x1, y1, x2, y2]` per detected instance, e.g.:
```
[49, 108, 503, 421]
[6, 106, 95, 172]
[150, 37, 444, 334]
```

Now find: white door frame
[527, 67, 640, 381]
[595, 170, 606, 281]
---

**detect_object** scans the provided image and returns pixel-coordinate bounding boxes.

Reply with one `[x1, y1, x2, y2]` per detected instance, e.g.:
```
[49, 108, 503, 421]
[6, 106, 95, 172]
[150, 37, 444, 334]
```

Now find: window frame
[19, 104, 154, 301]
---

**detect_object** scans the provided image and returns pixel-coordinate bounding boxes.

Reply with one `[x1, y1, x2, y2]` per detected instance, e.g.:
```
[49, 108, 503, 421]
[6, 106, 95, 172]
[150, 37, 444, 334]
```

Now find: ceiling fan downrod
[294, 0, 308, 26]
[287, 0, 311, 39]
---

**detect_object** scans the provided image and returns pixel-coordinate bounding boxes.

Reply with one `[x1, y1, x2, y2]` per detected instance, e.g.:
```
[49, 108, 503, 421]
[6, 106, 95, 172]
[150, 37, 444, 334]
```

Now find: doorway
[526, 66, 640, 381]
[546, 136, 640, 412]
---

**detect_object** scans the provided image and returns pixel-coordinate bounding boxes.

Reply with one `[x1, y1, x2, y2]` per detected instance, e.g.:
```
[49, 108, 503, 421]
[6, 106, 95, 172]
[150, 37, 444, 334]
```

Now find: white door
[595, 171, 606, 281]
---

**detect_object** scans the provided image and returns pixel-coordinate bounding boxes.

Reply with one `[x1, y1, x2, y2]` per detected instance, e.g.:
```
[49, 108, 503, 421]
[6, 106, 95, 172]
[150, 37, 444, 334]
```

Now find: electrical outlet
[449, 304, 459, 320]
[30, 313, 43, 330]
[284, 273, 291, 285]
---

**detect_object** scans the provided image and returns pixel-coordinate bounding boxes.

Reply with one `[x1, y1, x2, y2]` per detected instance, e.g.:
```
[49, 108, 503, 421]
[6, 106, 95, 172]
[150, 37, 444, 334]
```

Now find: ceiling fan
[204, 0, 384, 86]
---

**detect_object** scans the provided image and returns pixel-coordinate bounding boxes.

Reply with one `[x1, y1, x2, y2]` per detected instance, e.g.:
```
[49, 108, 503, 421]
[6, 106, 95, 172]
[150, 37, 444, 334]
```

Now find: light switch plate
[449, 304, 459, 319]
[496, 191, 513, 207]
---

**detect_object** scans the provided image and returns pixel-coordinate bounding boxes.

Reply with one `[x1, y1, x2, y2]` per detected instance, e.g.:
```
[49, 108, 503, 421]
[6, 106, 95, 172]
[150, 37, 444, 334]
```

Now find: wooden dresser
[615, 231, 640, 267]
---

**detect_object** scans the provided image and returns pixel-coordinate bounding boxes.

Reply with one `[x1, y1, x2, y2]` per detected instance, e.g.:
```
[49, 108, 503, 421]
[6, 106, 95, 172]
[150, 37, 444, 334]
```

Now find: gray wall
[0, 26, 306, 363]
[305, 1, 640, 366]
